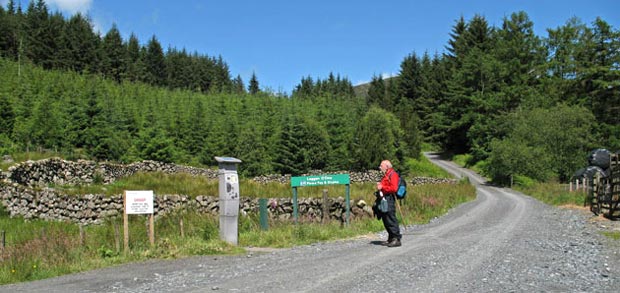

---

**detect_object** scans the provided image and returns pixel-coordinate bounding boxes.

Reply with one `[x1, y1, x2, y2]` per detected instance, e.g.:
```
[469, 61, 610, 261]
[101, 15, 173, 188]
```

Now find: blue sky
[5, 1, 620, 94]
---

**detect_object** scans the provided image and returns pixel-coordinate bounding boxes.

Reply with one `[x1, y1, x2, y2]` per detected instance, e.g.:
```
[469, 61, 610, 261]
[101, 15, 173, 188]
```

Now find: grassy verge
[514, 182, 586, 207]
[451, 153, 486, 177]
[404, 155, 451, 178]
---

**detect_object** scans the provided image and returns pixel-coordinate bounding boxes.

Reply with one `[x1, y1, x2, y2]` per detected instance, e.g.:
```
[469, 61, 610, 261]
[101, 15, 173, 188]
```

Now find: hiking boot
[381, 238, 394, 246]
[387, 239, 401, 247]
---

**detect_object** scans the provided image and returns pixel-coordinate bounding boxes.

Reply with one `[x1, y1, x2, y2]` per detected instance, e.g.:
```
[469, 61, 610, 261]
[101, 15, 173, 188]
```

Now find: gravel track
[2, 153, 619, 292]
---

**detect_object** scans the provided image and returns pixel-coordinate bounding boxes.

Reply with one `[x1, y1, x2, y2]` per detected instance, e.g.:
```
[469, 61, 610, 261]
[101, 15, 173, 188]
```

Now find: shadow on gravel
[369, 240, 387, 246]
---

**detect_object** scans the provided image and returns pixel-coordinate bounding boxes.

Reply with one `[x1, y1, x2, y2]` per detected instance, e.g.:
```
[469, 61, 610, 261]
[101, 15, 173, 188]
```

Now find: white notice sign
[125, 190, 154, 214]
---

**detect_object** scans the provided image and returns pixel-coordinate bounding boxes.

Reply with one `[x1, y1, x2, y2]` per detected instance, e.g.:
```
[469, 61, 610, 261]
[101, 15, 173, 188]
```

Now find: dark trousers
[381, 194, 401, 240]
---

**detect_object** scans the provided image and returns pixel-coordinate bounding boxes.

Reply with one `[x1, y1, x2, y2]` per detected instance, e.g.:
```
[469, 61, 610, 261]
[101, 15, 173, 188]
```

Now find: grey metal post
[259, 198, 268, 231]
[215, 156, 242, 245]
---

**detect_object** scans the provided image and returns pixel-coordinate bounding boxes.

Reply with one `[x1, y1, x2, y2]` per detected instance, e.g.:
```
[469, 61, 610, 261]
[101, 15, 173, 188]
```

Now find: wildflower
[11, 269, 15, 274]
[33, 264, 37, 269]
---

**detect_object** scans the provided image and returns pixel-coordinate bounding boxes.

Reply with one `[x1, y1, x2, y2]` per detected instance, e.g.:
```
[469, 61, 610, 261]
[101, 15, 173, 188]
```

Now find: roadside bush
[485, 105, 595, 184]
[513, 174, 536, 188]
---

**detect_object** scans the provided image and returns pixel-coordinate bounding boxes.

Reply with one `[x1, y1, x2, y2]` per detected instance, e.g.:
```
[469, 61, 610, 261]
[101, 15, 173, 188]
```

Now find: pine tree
[0, 5, 11, 58]
[184, 98, 208, 156]
[352, 106, 404, 170]
[293, 76, 314, 99]
[64, 90, 89, 149]
[232, 74, 245, 94]
[576, 18, 620, 150]
[424, 54, 450, 146]
[301, 118, 330, 170]
[366, 74, 386, 108]
[58, 13, 100, 73]
[442, 14, 496, 154]
[0, 95, 15, 135]
[23, 0, 53, 68]
[144, 35, 166, 86]
[398, 53, 423, 104]
[248, 72, 260, 94]
[445, 16, 467, 63]
[212, 55, 232, 93]
[5, 1, 22, 60]
[101, 24, 127, 82]
[495, 11, 545, 110]
[125, 33, 144, 82]
[273, 110, 308, 175]
[165, 47, 187, 89]
[31, 94, 63, 150]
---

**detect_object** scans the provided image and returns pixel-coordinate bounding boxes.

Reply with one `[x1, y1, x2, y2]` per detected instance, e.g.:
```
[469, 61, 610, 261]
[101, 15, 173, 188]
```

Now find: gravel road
[2, 153, 619, 292]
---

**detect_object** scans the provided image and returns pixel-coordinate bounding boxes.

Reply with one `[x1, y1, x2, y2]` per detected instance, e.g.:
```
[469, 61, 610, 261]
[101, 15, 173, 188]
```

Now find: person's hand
[376, 182, 382, 190]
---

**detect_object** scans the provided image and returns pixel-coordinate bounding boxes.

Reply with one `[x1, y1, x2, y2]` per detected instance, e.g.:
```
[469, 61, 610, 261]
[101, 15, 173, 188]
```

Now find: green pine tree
[101, 24, 127, 82]
[248, 72, 260, 95]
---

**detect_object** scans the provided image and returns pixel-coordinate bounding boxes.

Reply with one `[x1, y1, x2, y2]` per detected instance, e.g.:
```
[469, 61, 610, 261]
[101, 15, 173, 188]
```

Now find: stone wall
[0, 158, 457, 225]
[0, 183, 372, 225]
[5, 158, 218, 187]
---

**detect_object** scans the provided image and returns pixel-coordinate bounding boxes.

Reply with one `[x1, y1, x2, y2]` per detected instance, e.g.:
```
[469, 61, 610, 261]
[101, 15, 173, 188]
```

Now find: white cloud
[46, 0, 93, 15]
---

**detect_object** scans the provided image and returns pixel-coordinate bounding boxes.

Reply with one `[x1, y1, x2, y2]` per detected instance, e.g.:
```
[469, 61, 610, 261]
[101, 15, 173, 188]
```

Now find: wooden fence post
[322, 189, 330, 223]
[179, 218, 185, 238]
[114, 223, 120, 253]
[79, 225, 85, 246]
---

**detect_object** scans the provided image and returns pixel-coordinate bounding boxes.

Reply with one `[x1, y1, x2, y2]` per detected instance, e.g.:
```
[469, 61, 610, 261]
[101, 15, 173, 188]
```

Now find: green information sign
[290, 173, 352, 225]
[291, 174, 350, 187]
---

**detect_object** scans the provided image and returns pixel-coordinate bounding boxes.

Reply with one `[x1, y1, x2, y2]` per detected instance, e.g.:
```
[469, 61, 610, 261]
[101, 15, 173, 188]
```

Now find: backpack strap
[386, 169, 399, 192]
[388, 169, 398, 183]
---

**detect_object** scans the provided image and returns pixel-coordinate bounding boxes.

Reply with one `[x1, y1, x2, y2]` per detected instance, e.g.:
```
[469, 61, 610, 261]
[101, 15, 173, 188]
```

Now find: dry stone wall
[0, 158, 457, 225]
[6, 158, 218, 187]
[0, 183, 371, 225]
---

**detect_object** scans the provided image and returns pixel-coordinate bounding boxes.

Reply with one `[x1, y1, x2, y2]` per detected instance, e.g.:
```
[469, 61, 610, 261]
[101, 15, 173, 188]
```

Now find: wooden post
[179, 218, 185, 238]
[149, 214, 155, 247]
[114, 223, 120, 253]
[570, 181, 573, 192]
[123, 191, 129, 253]
[322, 189, 329, 223]
[79, 225, 85, 246]
[576, 179, 580, 191]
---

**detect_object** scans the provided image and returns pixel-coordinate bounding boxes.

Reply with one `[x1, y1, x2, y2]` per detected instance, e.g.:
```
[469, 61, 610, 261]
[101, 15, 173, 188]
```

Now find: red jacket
[380, 168, 399, 195]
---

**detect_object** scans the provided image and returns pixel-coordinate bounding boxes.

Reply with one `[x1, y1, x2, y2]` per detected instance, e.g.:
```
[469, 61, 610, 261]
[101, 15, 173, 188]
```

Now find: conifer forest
[0, 0, 618, 184]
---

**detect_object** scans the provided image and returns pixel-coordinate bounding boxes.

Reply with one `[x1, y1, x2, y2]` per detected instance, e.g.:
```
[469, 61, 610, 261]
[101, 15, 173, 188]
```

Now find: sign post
[123, 190, 155, 253]
[290, 174, 351, 225]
